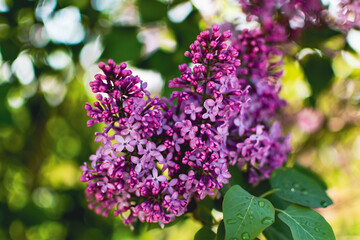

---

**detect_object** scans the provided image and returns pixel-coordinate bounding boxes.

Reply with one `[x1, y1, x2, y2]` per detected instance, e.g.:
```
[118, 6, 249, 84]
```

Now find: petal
[115, 135, 124, 143]
[157, 175, 167, 182]
[133, 122, 141, 129]
[135, 164, 142, 174]
[152, 168, 158, 178]
[126, 145, 134, 152]
[120, 129, 130, 135]
[179, 174, 187, 181]
[157, 145, 166, 152]
[116, 145, 124, 152]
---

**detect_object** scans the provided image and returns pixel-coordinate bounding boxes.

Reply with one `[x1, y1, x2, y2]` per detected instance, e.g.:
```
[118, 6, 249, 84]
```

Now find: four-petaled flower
[184, 103, 202, 120]
[115, 135, 135, 152]
[202, 99, 219, 122]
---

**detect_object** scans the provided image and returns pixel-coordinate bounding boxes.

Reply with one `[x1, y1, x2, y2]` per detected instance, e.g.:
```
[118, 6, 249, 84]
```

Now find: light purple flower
[202, 99, 219, 122]
[115, 135, 135, 152]
[184, 103, 202, 120]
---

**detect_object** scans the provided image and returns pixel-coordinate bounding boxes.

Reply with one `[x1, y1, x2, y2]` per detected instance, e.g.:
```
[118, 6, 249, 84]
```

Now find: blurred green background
[0, 0, 359, 239]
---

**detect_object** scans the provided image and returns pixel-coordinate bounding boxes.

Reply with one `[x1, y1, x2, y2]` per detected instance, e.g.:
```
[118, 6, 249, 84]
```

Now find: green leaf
[216, 220, 225, 240]
[137, 0, 167, 23]
[0, 84, 13, 125]
[223, 185, 275, 240]
[263, 215, 293, 240]
[301, 54, 334, 99]
[293, 163, 328, 190]
[194, 226, 216, 240]
[265, 194, 290, 211]
[196, 204, 213, 225]
[102, 27, 142, 62]
[219, 165, 248, 196]
[278, 205, 335, 240]
[300, 27, 341, 49]
[270, 168, 332, 208]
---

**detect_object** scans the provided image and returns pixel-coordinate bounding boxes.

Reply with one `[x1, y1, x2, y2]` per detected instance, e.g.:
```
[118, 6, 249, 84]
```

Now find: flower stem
[259, 188, 280, 198]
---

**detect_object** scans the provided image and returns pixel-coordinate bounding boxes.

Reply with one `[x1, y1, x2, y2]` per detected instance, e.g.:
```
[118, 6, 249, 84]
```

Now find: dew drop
[320, 201, 329, 208]
[314, 227, 320, 232]
[305, 221, 312, 227]
[261, 217, 274, 225]
[258, 201, 265, 208]
[290, 188, 295, 192]
[241, 232, 250, 240]
[237, 213, 244, 220]
[227, 219, 237, 224]
[300, 188, 308, 195]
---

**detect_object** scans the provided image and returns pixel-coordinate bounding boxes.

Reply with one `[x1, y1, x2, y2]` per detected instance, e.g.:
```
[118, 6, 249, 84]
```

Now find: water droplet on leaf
[290, 188, 295, 192]
[315, 227, 320, 232]
[237, 213, 244, 219]
[241, 232, 250, 239]
[258, 201, 265, 208]
[320, 201, 329, 208]
[261, 217, 273, 225]
[300, 188, 308, 195]
[227, 219, 237, 224]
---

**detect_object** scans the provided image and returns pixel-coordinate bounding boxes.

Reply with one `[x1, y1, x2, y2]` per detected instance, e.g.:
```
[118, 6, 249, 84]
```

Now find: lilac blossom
[81, 24, 291, 229]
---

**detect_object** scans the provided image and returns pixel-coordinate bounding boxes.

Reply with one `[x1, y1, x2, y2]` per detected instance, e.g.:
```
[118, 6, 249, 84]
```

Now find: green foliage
[301, 27, 341, 49]
[216, 220, 225, 240]
[102, 26, 143, 62]
[301, 54, 334, 101]
[194, 226, 216, 240]
[293, 164, 328, 190]
[223, 185, 275, 240]
[137, 0, 167, 23]
[278, 205, 336, 240]
[263, 215, 293, 240]
[270, 168, 333, 208]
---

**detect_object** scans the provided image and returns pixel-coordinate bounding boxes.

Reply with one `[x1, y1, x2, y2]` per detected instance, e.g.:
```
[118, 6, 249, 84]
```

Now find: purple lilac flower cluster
[82, 60, 188, 227]
[81, 25, 291, 227]
[166, 25, 247, 199]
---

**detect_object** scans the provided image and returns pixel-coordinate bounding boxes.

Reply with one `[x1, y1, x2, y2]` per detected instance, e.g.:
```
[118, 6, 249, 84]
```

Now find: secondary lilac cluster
[225, 27, 291, 183]
[231, 28, 285, 123]
[239, 0, 324, 38]
[81, 25, 291, 227]
[239, 0, 360, 39]
[337, 0, 360, 30]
